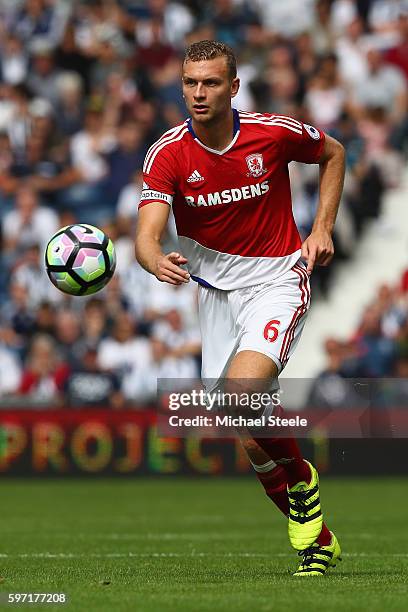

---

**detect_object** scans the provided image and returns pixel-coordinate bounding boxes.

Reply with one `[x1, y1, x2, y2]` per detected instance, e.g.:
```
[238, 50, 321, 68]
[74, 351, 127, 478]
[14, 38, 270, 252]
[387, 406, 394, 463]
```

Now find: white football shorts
[198, 260, 311, 393]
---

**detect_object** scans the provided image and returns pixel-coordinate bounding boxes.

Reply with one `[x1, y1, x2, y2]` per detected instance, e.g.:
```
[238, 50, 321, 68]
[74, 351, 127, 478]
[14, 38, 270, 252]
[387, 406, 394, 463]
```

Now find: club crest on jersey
[246, 153, 267, 178]
[304, 124, 320, 140]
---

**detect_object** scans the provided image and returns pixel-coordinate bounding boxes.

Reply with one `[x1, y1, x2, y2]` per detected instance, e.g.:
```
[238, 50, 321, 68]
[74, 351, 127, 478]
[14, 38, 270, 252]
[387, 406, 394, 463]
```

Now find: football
[45, 224, 116, 296]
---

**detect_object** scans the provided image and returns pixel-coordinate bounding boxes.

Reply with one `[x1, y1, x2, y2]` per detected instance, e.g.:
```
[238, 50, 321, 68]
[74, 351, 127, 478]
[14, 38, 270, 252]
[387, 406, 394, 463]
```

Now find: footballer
[135, 40, 345, 576]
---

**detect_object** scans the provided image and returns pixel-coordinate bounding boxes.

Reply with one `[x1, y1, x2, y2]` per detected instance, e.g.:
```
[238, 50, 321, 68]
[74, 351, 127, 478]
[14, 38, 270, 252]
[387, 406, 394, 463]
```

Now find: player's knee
[223, 378, 275, 423]
[223, 378, 252, 417]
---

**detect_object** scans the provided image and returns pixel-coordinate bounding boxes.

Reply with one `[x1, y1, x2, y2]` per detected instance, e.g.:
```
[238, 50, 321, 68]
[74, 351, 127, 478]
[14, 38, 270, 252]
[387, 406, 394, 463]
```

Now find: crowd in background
[0, 0, 407, 407]
[308, 271, 408, 408]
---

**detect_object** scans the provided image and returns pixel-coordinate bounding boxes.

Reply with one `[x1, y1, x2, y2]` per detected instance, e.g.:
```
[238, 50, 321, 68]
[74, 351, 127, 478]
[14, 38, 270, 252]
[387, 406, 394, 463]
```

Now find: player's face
[182, 57, 239, 124]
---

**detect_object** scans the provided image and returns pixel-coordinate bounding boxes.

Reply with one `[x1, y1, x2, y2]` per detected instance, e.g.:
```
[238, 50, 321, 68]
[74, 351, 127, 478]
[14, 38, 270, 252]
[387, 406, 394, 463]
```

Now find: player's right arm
[135, 202, 190, 285]
[135, 138, 190, 285]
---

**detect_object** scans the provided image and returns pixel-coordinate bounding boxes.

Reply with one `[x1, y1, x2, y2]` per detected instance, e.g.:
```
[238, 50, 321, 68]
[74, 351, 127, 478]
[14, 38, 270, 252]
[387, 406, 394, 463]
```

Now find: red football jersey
[140, 110, 325, 290]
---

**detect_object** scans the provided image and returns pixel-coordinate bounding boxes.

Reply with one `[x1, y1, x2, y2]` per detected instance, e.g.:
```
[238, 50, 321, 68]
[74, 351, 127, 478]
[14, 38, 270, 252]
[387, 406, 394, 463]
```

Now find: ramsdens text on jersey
[185, 180, 269, 207]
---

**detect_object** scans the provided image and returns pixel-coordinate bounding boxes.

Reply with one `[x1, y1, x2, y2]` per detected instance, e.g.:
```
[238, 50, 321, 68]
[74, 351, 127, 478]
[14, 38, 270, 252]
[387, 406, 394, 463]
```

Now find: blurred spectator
[0, 33, 28, 85]
[295, 33, 319, 87]
[12, 243, 59, 308]
[230, 52, 256, 111]
[57, 96, 117, 220]
[0, 130, 13, 179]
[133, 23, 179, 122]
[116, 260, 153, 321]
[104, 120, 147, 205]
[1, 281, 36, 338]
[135, 0, 195, 50]
[54, 71, 85, 136]
[378, 284, 406, 339]
[335, 17, 369, 88]
[153, 308, 201, 361]
[332, 111, 364, 170]
[69, 97, 113, 183]
[1, 104, 68, 200]
[54, 309, 82, 367]
[357, 106, 403, 188]
[305, 53, 346, 130]
[353, 306, 397, 377]
[1, 83, 31, 162]
[250, 43, 299, 114]
[116, 169, 143, 220]
[129, 336, 199, 401]
[2, 185, 58, 254]
[76, 297, 107, 352]
[102, 275, 132, 320]
[330, 0, 358, 36]
[381, 351, 408, 406]
[33, 300, 56, 336]
[342, 161, 384, 238]
[352, 47, 407, 127]
[255, 0, 314, 38]
[203, 0, 260, 50]
[54, 19, 93, 90]
[19, 333, 69, 403]
[144, 276, 199, 330]
[400, 267, 408, 293]
[10, 0, 69, 46]
[88, 26, 130, 92]
[135, 20, 175, 73]
[311, 0, 336, 54]
[97, 312, 152, 401]
[306, 338, 364, 409]
[385, 10, 408, 80]
[26, 37, 63, 106]
[64, 346, 124, 408]
[0, 342, 22, 397]
[102, 221, 134, 281]
[368, 0, 404, 46]
[74, 0, 130, 58]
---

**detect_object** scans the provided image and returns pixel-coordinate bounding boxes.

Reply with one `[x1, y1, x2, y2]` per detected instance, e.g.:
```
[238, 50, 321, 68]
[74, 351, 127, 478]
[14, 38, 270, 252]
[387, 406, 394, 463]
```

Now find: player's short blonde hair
[183, 40, 237, 79]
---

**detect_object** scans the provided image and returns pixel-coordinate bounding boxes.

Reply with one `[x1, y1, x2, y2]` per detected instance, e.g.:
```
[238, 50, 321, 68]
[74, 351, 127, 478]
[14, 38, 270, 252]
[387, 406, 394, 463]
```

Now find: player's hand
[301, 229, 334, 275]
[155, 252, 190, 285]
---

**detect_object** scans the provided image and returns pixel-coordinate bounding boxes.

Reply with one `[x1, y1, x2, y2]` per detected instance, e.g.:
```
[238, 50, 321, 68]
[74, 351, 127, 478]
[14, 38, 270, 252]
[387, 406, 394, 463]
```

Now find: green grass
[0, 477, 407, 611]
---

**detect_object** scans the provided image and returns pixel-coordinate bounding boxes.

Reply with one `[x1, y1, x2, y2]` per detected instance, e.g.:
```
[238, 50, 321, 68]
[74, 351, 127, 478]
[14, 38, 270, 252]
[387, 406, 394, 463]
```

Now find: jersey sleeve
[139, 145, 177, 209]
[278, 120, 325, 164]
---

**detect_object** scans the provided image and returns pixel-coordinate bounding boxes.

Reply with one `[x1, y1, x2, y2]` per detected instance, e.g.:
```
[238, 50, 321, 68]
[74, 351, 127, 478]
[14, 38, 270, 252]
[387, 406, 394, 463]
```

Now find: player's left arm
[302, 134, 346, 275]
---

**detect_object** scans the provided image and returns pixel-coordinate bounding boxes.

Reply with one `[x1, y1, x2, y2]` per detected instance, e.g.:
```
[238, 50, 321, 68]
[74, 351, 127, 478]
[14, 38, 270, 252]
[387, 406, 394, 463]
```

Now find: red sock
[252, 405, 312, 487]
[256, 466, 289, 515]
[253, 436, 311, 488]
[255, 465, 332, 546]
[316, 523, 332, 546]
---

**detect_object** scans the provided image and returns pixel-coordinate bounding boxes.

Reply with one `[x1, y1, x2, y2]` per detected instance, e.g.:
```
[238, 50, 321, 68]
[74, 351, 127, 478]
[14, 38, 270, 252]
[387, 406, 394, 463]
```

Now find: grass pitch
[0, 477, 407, 611]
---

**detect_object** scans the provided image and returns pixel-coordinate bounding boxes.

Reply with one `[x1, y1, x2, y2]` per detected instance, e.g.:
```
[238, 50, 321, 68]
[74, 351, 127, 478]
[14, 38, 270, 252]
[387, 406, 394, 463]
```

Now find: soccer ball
[45, 224, 116, 296]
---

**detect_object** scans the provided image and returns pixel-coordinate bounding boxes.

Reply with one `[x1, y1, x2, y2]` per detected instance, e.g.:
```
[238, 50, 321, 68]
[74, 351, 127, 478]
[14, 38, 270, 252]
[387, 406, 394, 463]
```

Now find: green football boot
[293, 531, 342, 576]
[288, 461, 323, 551]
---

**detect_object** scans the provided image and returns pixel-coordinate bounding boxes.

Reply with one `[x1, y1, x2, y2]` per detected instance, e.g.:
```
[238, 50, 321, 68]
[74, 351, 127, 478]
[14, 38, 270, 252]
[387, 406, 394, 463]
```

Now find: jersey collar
[187, 108, 240, 155]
